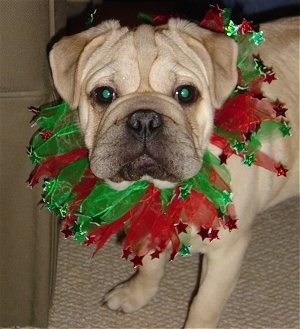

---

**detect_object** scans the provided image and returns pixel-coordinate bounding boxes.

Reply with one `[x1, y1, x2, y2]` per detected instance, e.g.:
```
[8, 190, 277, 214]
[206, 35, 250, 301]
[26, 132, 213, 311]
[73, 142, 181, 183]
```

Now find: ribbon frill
[28, 6, 290, 267]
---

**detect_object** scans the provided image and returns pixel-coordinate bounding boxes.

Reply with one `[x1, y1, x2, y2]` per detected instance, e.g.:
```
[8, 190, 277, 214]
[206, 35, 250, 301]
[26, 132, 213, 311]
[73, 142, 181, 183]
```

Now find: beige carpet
[47, 197, 299, 329]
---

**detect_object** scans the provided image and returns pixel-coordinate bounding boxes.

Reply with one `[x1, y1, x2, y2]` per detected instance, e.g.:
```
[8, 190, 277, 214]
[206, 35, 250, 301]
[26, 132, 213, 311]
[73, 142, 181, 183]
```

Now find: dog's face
[50, 19, 238, 189]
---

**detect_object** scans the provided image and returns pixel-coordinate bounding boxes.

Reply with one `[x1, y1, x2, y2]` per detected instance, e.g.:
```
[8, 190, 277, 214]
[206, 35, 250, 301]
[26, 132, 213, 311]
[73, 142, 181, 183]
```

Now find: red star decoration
[239, 18, 253, 34]
[40, 130, 53, 139]
[150, 249, 161, 260]
[253, 92, 264, 100]
[85, 234, 96, 245]
[198, 227, 219, 241]
[169, 251, 177, 261]
[273, 100, 288, 117]
[122, 248, 131, 260]
[275, 164, 288, 177]
[153, 15, 169, 25]
[219, 152, 228, 164]
[225, 217, 238, 231]
[208, 229, 219, 241]
[198, 227, 209, 240]
[264, 72, 277, 84]
[130, 255, 144, 268]
[62, 227, 73, 238]
[243, 130, 253, 141]
[175, 220, 189, 233]
[209, 4, 223, 15]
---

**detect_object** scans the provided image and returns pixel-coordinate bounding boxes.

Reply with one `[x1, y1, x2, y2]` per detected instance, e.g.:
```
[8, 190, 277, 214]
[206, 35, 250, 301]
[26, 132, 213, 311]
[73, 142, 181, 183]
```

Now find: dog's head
[49, 19, 238, 189]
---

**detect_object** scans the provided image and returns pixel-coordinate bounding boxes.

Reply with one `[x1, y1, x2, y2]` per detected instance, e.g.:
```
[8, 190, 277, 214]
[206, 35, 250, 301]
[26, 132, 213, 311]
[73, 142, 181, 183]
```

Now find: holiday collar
[28, 6, 290, 267]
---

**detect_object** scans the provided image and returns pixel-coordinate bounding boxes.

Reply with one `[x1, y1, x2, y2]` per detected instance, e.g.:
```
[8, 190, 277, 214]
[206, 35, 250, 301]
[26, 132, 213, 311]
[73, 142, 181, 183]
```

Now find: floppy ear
[49, 20, 125, 108]
[168, 19, 238, 109]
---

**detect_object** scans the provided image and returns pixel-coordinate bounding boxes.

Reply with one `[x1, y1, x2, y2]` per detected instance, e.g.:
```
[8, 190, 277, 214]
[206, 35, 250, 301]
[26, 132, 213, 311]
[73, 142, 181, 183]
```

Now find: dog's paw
[103, 280, 158, 313]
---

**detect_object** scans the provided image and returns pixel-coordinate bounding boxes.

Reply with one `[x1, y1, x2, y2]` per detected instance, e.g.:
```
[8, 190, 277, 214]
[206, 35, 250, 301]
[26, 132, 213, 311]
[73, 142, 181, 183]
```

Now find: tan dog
[49, 17, 299, 328]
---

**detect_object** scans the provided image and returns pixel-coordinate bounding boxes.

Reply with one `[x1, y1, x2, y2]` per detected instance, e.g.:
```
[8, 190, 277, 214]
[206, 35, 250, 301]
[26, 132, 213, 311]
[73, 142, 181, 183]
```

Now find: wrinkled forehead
[83, 31, 140, 93]
[83, 24, 207, 94]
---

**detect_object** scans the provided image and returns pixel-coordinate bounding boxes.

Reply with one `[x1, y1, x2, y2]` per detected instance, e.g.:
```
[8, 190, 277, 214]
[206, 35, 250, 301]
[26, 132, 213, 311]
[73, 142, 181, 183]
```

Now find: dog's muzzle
[89, 94, 202, 184]
[118, 109, 167, 181]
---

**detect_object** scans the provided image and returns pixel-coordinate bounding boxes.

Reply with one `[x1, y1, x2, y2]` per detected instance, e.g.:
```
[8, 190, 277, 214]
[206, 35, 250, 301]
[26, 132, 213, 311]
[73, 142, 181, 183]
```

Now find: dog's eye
[91, 86, 116, 104]
[174, 85, 198, 104]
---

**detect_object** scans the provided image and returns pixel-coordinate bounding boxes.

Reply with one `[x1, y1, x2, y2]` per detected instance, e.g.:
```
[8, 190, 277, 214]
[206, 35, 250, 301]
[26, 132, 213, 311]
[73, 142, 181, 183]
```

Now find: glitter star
[232, 141, 246, 154]
[243, 130, 253, 141]
[219, 151, 228, 164]
[253, 92, 264, 100]
[225, 20, 238, 37]
[85, 234, 96, 245]
[250, 31, 265, 46]
[28, 148, 40, 164]
[150, 249, 161, 260]
[122, 248, 131, 260]
[175, 220, 189, 234]
[263, 72, 277, 84]
[179, 184, 192, 200]
[273, 100, 288, 117]
[210, 4, 223, 15]
[62, 226, 73, 238]
[209, 229, 219, 241]
[279, 121, 292, 137]
[198, 227, 219, 242]
[275, 164, 288, 177]
[253, 55, 266, 74]
[239, 18, 253, 34]
[198, 227, 210, 240]
[130, 255, 144, 268]
[243, 153, 256, 166]
[222, 190, 233, 205]
[179, 244, 192, 257]
[224, 217, 238, 231]
[169, 251, 177, 261]
[74, 231, 87, 243]
[40, 130, 53, 139]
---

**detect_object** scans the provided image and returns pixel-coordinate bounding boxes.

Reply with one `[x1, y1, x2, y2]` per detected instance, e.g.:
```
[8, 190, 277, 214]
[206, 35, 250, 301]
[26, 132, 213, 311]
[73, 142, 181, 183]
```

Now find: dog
[49, 16, 299, 328]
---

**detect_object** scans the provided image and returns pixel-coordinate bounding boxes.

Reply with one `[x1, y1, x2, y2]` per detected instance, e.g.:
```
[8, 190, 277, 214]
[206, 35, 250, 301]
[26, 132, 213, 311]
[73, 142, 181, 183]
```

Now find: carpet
[46, 197, 299, 329]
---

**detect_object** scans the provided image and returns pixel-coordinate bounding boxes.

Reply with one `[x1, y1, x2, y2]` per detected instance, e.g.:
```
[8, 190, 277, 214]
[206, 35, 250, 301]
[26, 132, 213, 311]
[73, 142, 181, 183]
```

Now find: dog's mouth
[110, 154, 176, 183]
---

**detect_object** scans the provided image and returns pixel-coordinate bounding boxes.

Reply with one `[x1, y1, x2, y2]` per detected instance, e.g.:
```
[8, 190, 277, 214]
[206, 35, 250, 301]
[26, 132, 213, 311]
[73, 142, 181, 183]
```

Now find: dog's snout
[127, 110, 162, 142]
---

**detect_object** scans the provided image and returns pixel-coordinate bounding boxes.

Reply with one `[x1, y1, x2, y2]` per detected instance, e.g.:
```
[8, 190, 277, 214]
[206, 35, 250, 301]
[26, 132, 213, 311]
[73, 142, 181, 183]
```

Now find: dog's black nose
[127, 110, 162, 142]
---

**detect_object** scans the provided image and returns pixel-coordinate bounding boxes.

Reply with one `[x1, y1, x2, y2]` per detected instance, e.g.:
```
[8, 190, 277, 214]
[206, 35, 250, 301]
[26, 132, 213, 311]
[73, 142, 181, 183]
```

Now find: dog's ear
[49, 20, 126, 108]
[168, 19, 238, 109]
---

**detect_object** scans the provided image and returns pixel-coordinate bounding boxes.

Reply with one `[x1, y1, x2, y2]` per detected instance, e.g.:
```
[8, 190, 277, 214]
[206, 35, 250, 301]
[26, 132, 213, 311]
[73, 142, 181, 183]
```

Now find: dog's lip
[120, 154, 162, 180]
[112, 154, 177, 182]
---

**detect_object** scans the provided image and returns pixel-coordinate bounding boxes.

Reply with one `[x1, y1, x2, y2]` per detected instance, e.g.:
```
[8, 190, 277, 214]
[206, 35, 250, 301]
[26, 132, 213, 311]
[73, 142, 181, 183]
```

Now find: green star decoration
[179, 244, 192, 257]
[279, 121, 292, 137]
[253, 56, 266, 75]
[250, 31, 265, 46]
[43, 179, 56, 194]
[225, 20, 238, 38]
[221, 190, 233, 205]
[58, 203, 68, 218]
[77, 216, 91, 234]
[243, 153, 256, 166]
[232, 141, 246, 153]
[74, 231, 88, 243]
[179, 183, 192, 200]
[28, 148, 41, 164]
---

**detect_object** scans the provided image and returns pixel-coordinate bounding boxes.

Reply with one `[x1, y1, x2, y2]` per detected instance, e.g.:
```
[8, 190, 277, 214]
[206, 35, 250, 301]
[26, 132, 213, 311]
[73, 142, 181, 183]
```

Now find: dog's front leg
[104, 250, 168, 313]
[184, 231, 251, 329]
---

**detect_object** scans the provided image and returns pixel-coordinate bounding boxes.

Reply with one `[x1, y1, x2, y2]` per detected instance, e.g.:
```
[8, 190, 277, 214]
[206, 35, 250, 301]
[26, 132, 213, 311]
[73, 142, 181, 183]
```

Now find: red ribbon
[28, 148, 88, 187]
